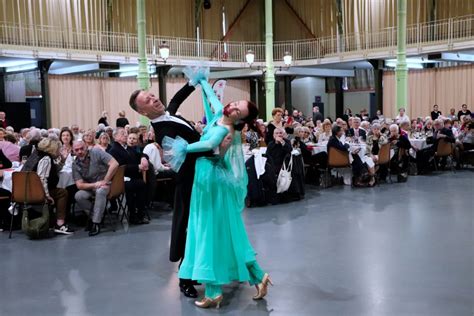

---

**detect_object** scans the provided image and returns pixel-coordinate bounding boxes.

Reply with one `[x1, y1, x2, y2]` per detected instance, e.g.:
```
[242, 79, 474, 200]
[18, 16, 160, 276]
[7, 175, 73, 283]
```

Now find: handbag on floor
[22, 204, 50, 239]
[277, 155, 293, 193]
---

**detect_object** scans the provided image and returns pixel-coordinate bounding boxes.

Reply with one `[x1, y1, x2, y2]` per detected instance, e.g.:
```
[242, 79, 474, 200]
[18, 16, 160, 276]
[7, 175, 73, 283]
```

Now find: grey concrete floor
[0, 171, 473, 316]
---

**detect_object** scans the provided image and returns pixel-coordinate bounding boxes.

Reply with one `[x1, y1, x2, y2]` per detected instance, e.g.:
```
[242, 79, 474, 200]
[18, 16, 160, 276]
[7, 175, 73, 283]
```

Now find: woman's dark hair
[59, 127, 74, 146]
[4, 134, 17, 144]
[332, 125, 342, 136]
[234, 101, 262, 136]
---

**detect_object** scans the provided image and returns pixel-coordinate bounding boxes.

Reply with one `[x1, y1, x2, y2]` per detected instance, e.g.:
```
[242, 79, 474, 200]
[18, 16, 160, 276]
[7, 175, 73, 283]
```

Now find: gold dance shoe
[194, 295, 223, 309]
[253, 273, 273, 300]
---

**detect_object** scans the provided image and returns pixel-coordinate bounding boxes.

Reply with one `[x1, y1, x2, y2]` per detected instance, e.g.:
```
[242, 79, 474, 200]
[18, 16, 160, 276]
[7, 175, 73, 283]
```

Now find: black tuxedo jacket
[152, 84, 200, 146]
[107, 142, 145, 179]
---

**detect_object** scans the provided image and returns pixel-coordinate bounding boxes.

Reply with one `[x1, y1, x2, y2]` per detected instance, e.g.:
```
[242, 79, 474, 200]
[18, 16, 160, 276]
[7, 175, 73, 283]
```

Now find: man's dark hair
[332, 125, 341, 136]
[129, 89, 144, 111]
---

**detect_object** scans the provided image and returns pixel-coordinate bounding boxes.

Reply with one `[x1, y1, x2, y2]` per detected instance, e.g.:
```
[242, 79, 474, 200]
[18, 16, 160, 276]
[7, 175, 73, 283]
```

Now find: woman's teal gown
[163, 78, 265, 298]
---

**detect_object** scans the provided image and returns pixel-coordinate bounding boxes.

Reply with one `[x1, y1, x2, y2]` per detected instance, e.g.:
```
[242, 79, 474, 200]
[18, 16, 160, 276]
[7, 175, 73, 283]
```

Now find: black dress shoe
[88, 223, 101, 237]
[179, 283, 198, 298]
[84, 220, 93, 232]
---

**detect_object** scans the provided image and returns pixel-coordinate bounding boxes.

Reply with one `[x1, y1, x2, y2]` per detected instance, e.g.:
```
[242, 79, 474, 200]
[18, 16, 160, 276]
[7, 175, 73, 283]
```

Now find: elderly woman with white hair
[22, 138, 74, 234]
[366, 123, 388, 164]
[388, 124, 411, 182]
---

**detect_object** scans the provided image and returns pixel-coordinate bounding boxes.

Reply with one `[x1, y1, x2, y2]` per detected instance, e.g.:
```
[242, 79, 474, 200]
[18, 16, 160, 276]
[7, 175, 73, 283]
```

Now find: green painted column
[264, 0, 275, 121]
[136, 0, 150, 125]
[395, 0, 408, 113]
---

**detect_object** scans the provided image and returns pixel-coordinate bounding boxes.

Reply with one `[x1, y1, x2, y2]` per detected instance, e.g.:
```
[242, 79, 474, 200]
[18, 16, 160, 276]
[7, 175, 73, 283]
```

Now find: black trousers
[125, 178, 147, 217]
[169, 157, 197, 263]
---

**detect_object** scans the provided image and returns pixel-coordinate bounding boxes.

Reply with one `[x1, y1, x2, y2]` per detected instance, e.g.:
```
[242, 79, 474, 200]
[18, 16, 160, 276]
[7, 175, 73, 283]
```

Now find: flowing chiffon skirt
[178, 156, 260, 285]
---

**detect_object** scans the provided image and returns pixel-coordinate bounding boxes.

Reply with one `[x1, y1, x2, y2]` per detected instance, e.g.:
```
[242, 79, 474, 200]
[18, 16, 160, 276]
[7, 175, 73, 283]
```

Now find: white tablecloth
[244, 147, 266, 161]
[311, 142, 367, 159]
[409, 138, 430, 151]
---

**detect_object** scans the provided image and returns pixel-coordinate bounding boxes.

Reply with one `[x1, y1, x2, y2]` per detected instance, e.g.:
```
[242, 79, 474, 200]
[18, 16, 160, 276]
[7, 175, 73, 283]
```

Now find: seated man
[328, 125, 371, 186]
[346, 117, 367, 141]
[108, 128, 150, 224]
[72, 140, 119, 236]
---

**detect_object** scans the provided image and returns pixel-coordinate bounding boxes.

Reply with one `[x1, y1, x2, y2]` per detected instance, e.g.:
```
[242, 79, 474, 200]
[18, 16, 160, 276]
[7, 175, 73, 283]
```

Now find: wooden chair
[434, 139, 455, 172]
[376, 143, 392, 184]
[323, 147, 350, 188]
[10, 171, 47, 239]
[105, 165, 126, 227]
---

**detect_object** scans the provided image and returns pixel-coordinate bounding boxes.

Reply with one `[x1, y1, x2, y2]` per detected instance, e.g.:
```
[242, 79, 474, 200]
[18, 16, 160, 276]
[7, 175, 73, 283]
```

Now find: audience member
[0, 112, 8, 128]
[72, 140, 119, 236]
[19, 128, 42, 159]
[94, 132, 111, 152]
[431, 104, 442, 120]
[395, 107, 410, 124]
[108, 128, 150, 225]
[23, 138, 74, 235]
[312, 106, 324, 125]
[0, 134, 20, 162]
[457, 104, 471, 121]
[116, 110, 129, 128]
[347, 117, 367, 141]
[98, 111, 109, 126]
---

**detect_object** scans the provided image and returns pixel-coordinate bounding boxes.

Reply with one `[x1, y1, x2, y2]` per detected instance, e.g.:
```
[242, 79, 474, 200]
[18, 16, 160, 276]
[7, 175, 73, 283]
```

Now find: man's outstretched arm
[167, 84, 195, 115]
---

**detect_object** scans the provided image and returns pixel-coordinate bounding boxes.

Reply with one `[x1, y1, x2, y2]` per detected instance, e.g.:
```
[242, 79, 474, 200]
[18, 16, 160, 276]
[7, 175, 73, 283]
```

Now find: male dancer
[129, 83, 202, 298]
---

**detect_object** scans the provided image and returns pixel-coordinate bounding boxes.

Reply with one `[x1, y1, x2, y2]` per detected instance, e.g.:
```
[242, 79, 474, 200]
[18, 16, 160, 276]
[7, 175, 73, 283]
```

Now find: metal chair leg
[8, 211, 15, 239]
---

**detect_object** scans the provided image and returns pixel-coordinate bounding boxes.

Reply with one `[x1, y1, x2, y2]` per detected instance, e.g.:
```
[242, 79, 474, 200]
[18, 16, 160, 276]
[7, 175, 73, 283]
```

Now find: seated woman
[317, 119, 332, 143]
[59, 127, 77, 215]
[300, 126, 314, 144]
[423, 119, 434, 137]
[265, 108, 289, 145]
[366, 123, 388, 180]
[455, 122, 474, 167]
[0, 134, 20, 163]
[256, 121, 267, 147]
[366, 123, 389, 164]
[244, 123, 260, 150]
[23, 138, 74, 234]
[82, 129, 96, 149]
[94, 132, 111, 152]
[59, 128, 75, 166]
[388, 124, 411, 181]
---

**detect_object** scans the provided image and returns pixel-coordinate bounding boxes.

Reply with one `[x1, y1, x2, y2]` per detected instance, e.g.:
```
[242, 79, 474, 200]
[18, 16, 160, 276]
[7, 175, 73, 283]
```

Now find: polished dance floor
[1, 171, 472, 316]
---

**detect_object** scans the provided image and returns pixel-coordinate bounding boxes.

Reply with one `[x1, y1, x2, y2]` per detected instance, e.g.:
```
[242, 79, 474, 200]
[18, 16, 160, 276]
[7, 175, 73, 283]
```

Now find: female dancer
[163, 70, 272, 309]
